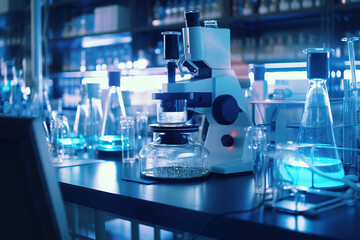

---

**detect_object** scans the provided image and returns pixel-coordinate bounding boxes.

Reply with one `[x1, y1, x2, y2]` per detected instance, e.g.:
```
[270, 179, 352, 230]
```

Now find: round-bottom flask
[140, 125, 210, 180]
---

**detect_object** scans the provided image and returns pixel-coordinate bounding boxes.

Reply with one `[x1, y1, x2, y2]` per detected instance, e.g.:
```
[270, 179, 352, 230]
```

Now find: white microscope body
[163, 15, 253, 174]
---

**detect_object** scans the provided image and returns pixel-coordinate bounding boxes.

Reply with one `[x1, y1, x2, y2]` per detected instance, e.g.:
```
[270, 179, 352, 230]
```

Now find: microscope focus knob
[212, 95, 241, 125]
[221, 134, 234, 147]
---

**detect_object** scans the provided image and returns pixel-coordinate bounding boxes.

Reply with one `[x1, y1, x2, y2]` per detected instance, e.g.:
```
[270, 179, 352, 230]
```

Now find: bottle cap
[108, 71, 121, 87]
[304, 48, 332, 79]
[87, 83, 100, 99]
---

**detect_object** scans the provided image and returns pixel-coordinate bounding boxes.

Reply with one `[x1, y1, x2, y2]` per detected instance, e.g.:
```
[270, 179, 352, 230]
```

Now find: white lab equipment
[163, 10, 252, 174]
[140, 30, 210, 179]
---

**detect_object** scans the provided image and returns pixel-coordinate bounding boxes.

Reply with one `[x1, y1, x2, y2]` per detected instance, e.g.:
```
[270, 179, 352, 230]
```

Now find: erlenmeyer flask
[296, 48, 344, 188]
[97, 71, 126, 159]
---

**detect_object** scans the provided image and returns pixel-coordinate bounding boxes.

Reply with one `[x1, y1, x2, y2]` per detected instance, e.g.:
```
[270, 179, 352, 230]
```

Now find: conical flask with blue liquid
[295, 48, 344, 188]
[97, 71, 126, 159]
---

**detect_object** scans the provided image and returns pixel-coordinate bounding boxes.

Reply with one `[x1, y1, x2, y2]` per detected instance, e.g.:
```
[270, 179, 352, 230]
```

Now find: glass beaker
[272, 142, 307, 210]
[50, 111, 74, 163]
[297, 48, 344, 188]
[139, 126, 210, 180]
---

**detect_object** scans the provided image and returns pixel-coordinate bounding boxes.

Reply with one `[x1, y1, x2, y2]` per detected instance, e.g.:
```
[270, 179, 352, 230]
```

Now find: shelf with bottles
[48, 0, 131, 40]
[50, 40, 136, 73]
[231, 29, 324, 64]
[333, 0, 360, 11]
[231, 0, 323, 20]
[151, 0, 223, 27]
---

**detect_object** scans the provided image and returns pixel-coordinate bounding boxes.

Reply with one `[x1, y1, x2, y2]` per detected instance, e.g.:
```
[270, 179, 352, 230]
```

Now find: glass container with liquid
[140, 125, 210, 180]
[296, 48, 344, 188]
[97, 71, 126, 159]
[72, 84, 88, 152]
[85, 82, 103, 157]
[140, 92, 209, 180]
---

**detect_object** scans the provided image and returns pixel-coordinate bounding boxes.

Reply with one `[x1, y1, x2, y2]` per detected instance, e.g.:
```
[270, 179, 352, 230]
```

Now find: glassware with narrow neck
[296, 48, 344, 188]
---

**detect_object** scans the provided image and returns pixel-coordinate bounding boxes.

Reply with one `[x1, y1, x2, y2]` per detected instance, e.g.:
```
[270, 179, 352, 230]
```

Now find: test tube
[135, 112, 149, 158]
[245, 126, 269, 194]
[121, 116, 136, 163]
[342, 37, 359, 88]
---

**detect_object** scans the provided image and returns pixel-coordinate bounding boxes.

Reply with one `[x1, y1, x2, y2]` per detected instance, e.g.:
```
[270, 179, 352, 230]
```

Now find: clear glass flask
[97, 71, 126, 160]
[85, 82, 103, 157]
[72, 84, 88, 152]
[296, 48, 344, 188]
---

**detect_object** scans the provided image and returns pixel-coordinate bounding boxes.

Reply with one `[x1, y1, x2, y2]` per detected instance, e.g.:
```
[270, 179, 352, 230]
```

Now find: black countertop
[57, 161, 360, 240]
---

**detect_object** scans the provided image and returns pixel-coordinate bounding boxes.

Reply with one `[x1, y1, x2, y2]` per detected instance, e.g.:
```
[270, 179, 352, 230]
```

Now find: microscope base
[210, 159, 252, 174]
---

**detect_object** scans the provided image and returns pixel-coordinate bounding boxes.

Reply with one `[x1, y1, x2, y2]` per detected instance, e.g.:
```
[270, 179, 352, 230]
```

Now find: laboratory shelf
[50, 67, 168, 78]
[228, 7, 322, 24]
[49, 31, 132, 42]
[49, 0, 126, 8]
[333, 2, 360, 12]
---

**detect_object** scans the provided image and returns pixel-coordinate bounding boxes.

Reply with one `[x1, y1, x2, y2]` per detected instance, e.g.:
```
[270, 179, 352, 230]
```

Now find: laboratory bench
[56, 160, 360, 240]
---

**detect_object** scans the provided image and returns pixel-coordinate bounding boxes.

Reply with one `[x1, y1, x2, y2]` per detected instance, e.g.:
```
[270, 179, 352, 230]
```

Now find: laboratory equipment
[50, 111, 74, 163]
[279, 0, 290, 11]
[121, 116, 136, 163]
[272, 142, 305, 205]
[245, 126, 270, 194]
[161, 10, 252, 174]
[139, 93, 210, 180]
[296, 48, 344, 188]
[140, 30, 209, 179]
[135, 111, 149, 158]
[341, 36, 360, 177]
[85, 83, 103, 156]
[97, 71, 126, 160]
[2, 61, 15, 115]
[72, 84, 88, 152]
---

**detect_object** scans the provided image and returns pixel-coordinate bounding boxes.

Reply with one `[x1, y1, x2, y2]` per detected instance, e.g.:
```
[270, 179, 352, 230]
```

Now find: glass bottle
[290, 0, 300, 10]
[2, 61, 15, 115]
[97, 71, 126, 159]
[85, 82, 103, 157]
[302, 0, 313, 8]
[72, 84, 88, 152]
[268, 0, 278, 13]
[296, 48, 344, 188]
[242, 0, 253, 16]
[279, 0, 290, 11]
[258, 0, 268, 15]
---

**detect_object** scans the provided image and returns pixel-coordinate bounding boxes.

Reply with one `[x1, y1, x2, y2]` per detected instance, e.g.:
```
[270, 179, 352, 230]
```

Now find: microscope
[161, 10, 253, 174]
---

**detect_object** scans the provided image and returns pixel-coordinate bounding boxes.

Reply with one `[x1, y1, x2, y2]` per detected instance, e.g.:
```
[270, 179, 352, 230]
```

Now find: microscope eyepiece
[161, 31, 181, 60]
[184, 10, 200, 27]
